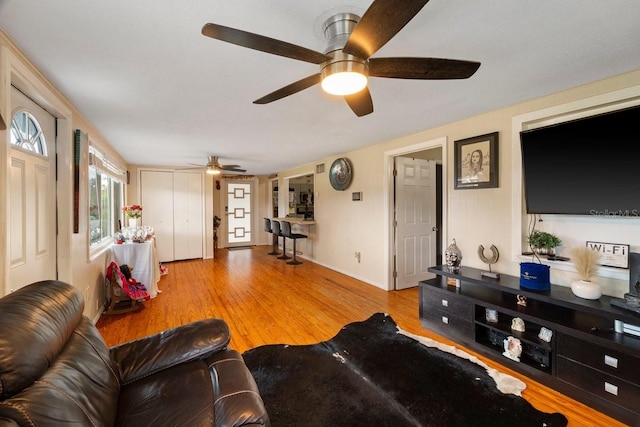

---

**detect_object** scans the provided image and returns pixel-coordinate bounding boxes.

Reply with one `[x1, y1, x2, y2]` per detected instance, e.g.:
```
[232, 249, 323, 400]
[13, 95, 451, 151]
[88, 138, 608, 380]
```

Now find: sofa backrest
[0, 280, 120, 426]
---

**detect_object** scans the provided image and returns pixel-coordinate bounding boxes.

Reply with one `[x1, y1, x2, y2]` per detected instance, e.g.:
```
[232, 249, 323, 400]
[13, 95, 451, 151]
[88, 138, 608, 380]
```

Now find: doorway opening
[270, 177, 278, 218]
[385, 137, 447, 291]
[287, 174, 314, 220]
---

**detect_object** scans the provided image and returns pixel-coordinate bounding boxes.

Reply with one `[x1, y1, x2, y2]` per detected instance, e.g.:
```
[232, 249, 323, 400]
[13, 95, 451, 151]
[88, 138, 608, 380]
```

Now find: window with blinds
[88, 141, 125, 249]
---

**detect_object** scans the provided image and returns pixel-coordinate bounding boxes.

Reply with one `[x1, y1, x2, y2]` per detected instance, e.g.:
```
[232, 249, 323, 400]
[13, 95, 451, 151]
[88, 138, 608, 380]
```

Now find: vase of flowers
[122, 204, 143, 228]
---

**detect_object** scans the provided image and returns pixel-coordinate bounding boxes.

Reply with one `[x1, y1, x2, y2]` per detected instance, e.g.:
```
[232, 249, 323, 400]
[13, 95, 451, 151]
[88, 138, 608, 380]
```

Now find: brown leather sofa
[0, 280, 270, 427]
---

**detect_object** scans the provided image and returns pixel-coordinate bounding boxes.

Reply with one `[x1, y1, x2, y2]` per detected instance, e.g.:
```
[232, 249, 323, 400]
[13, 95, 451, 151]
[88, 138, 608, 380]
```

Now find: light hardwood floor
[96, 247, 624, 427]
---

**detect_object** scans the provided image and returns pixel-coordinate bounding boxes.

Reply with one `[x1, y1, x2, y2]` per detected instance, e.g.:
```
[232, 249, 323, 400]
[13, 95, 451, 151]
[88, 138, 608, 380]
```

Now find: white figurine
[503, 336, 523, 362]
[511, 317, 525, 332]
[538, 327, 553, 343]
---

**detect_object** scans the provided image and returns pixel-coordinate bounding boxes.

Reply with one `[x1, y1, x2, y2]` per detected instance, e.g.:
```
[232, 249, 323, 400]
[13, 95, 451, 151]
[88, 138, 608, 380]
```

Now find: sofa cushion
[116, 360, 215, 427]
[0, 281, 84, 399]
[110, 318, 231, 386]
[0, 318, 120, 426]
[0, 281, 120, 426]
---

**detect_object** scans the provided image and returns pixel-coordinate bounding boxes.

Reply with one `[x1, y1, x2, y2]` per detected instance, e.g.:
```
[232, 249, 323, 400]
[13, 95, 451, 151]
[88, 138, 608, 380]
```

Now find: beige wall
[276, 70, 640, 297]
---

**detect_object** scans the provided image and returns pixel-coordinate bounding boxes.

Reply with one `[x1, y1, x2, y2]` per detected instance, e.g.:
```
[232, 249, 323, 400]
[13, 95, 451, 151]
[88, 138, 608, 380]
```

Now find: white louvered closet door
[173, 172, 203, 260]
[140, 170, 204, 262]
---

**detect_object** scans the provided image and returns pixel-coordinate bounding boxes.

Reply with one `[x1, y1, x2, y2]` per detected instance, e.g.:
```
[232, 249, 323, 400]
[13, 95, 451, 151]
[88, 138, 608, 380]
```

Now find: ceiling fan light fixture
[201, 5, 479, 116]
[206, 166, 221, 175]
[321, 71, 367, 96]
[321, 60, 368, 96]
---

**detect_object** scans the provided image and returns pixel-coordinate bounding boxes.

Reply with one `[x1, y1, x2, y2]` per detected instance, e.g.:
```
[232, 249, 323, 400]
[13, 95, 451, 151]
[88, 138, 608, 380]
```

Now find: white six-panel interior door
[395, 157, 436, 290]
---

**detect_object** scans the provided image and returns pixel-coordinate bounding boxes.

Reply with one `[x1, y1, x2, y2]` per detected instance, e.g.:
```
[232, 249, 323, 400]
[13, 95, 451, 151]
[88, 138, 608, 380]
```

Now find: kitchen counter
[274, 217, 315, 225]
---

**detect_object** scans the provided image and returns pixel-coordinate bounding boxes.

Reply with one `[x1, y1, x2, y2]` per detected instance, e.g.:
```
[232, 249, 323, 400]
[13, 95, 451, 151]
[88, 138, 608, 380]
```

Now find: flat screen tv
[520, 104, 640, 216]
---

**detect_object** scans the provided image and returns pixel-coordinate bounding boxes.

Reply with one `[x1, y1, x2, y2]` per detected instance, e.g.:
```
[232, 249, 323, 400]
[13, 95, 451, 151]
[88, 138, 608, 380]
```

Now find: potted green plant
[528, 230, 562, 255]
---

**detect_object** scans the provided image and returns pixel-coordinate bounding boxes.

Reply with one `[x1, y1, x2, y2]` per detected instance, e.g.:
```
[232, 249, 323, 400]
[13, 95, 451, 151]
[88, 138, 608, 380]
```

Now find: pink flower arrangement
[122, 204, 143, 219]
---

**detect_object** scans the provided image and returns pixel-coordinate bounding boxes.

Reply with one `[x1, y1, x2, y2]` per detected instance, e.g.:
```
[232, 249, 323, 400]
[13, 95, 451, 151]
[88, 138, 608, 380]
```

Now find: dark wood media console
[420, 265, 640, 426]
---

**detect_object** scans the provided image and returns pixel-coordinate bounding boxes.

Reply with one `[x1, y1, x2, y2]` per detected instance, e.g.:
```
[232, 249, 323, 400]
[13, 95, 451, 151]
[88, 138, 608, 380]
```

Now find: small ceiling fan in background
[201, 0, 481, 117]
[187, 156, 247, 175]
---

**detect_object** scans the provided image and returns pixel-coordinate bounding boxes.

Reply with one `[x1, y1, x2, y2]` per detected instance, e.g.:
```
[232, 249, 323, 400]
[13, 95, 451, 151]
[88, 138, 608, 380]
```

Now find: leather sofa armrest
[110, 318, 230, 385]
[208, 349, 271, 427]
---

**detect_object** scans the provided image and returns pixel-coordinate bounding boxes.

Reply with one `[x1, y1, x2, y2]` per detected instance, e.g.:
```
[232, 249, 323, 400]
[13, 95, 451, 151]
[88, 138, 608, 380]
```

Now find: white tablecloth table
[107, 239, 161, 298]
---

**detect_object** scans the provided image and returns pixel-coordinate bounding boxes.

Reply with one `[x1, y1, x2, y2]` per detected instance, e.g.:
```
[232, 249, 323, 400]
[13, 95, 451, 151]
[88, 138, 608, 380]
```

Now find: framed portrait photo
[454, 131, 499, 190]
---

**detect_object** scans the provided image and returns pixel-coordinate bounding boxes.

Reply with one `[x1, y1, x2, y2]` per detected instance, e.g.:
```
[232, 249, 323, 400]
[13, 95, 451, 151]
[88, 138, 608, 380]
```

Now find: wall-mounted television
[520, 104, 640, 216]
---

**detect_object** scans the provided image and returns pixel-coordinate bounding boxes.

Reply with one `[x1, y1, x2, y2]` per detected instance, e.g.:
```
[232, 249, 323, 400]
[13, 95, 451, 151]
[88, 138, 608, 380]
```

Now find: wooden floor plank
[96, 247, 624, 427]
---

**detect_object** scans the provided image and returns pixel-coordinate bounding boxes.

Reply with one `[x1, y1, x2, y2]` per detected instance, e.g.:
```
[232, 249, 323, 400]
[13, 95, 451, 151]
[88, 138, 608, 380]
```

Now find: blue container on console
[519, 262, 551, 291]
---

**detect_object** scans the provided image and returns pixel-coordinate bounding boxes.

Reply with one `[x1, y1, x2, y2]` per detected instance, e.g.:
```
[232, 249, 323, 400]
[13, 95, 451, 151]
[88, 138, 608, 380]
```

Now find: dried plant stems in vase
[569, 246, 602, 300]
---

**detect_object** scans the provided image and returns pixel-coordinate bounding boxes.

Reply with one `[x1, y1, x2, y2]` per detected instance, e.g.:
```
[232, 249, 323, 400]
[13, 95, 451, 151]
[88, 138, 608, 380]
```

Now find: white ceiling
[1, 1, 639, 175]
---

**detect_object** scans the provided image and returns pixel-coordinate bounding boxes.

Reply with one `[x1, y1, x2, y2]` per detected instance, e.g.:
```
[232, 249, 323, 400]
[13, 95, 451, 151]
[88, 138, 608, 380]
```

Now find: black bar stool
[281, 221, 307, 265]
[263, 218, 280, 255]
[272, 220, 291, 260]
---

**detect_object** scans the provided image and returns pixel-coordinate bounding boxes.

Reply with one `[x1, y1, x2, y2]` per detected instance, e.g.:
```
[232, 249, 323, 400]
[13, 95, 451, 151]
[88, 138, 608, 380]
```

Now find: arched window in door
[10, 110, 48, 156]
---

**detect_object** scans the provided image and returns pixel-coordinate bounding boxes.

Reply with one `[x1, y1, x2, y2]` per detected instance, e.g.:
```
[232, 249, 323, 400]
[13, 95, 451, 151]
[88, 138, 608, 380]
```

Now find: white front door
[225, 180, 253, 247]
[395, 157, 436, 290]
[8, 87, 57, 293]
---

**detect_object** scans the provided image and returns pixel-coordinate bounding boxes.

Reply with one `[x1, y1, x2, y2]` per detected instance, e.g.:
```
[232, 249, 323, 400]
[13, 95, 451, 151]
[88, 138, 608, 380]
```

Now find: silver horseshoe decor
[478, 244, 499, 264]
[478, 244, 500, 279]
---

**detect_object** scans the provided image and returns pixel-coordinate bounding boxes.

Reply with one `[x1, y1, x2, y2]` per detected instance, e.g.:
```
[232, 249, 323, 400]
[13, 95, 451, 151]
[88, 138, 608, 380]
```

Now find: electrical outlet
[85, 287, 90, 304]
[355, 251, 361, 263]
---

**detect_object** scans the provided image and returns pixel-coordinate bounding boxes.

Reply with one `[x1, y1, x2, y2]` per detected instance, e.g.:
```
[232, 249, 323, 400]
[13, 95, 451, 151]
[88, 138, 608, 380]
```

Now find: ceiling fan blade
[220, 164, 241, 169]
[177, 166, 207, 170]
[253, 73, 321, 104]
[221, 166, 247, 172]
[344, 87, 374, 117]
[202, 23, 331, 65]
[369, 57, 481, 79]
[342, 0, 430, 60]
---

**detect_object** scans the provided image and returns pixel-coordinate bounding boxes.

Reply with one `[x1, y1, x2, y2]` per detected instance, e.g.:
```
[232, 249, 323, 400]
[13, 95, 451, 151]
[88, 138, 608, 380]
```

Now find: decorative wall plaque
[586, 241, 629, 268]
[329, 158, 353, 191]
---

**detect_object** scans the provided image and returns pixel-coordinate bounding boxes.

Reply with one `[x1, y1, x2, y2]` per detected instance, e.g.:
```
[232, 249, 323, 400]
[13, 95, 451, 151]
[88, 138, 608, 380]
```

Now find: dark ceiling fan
[201, 0, 480, 117]
[188, 156, 246, 175]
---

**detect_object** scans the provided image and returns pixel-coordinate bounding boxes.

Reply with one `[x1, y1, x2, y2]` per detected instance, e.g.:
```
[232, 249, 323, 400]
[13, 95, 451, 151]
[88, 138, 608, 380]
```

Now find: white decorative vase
[571, 279, 602, 300]
[128, 217, 138, 228]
